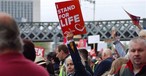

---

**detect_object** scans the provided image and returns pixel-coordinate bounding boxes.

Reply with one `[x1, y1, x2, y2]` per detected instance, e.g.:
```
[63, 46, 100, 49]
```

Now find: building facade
[0, 0, 40, 22]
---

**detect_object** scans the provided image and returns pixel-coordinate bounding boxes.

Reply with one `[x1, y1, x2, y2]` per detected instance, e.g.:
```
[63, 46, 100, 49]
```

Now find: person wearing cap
[0, 12, 49, 76]
[35, 56, 47, 68]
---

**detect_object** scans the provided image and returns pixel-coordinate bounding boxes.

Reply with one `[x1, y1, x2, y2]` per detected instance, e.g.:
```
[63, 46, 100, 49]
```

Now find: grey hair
[102, 48, 112, 56]
[138, 30, 146, 38]
[0, 13, 23, 52]
[64, 55, 85, 67]
[64, 56, 73, 67]
[129, 37, 146, 47]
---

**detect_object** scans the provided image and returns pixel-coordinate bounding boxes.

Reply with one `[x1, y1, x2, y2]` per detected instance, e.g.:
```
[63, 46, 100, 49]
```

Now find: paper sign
[113, 40, 126, 57]
[55, 0, 86, 36]
[87, 46, 91, 52]
[97, 42, 107, 51]
[35, 47, 45, 57]
[88, 35, 100, 44]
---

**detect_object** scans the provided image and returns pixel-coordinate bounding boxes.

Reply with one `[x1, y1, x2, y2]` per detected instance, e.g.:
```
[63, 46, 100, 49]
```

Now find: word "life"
[60, 14, 80, 27]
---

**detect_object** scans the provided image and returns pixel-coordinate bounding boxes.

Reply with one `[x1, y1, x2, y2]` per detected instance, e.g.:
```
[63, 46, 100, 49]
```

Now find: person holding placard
[66, 32, 92, 76]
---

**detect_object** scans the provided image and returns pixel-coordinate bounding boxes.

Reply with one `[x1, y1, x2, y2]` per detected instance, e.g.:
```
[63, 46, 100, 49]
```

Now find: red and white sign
[55, 0, 86, 36]
[35, 47, 45, 57]
[77, 39, 87, 49]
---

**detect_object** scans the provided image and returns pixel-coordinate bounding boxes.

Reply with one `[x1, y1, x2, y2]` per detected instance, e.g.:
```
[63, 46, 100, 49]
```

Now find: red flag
[124, 9, 140, 26]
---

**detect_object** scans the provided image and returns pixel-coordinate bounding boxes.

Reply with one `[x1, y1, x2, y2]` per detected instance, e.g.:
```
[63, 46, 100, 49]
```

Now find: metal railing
[18, 19, 144, 42]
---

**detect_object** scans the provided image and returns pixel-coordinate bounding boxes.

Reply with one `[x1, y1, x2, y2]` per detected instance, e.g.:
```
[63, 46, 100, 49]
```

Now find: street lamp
[81, 0, 96, 21]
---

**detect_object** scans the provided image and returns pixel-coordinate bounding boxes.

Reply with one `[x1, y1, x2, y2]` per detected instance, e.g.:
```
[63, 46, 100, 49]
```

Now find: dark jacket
[85, 61, 94, 76]
[67, 41, 92, 76]
[93, 57, 114, 76]
[115, 60, 146, 76]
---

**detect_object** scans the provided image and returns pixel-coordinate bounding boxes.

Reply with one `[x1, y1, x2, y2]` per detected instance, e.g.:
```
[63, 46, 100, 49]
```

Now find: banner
[35, 47, 45, 57]
[55, 0, 86, 36]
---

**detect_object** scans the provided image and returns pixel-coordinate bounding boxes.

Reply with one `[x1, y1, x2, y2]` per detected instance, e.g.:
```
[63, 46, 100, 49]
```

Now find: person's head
[65, 56, 74, 75]
[129, 37, 146, 66]
[22, 39, 36, 61]
[108, 57, 128, 75]
[138, 29, 146, 39]
[56, 44, 69, 61]
[47, 52, 60, 64]
[0, 12, 23, 53]
[101, 48, 112, 60]
[78, 49, 88, 61]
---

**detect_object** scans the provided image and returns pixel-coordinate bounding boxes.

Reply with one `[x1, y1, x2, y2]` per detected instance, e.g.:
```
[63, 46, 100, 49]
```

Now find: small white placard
[97, 42, 107, 51]
[86, 46, 91, 52]
[88, 35, 100, 44]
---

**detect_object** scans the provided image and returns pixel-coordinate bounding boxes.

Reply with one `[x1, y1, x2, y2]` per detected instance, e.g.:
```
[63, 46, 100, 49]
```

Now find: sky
[40, 0, 146, 22]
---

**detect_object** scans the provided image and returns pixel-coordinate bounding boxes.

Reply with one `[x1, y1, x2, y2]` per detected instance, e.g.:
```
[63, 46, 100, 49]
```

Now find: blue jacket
[67, 41, 92, 76]
[93, 57, 114, 76]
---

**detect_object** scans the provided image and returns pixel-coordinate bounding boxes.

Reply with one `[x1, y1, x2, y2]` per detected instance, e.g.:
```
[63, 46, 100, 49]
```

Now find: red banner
[55, 0, 86, 36]
[35, 47, 45, 57]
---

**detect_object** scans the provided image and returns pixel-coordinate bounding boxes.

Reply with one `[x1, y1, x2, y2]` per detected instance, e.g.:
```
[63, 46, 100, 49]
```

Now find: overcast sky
[40, 0, 146, 22]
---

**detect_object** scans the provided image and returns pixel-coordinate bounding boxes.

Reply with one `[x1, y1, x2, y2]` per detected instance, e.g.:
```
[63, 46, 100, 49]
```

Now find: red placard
[77, 39, 87, 49]
[35, 47, 45, 57]
[55, 0, 86, 36]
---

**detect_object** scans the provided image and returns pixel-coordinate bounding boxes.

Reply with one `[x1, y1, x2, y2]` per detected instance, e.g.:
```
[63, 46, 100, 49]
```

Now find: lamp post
[81, 0, 96, 21]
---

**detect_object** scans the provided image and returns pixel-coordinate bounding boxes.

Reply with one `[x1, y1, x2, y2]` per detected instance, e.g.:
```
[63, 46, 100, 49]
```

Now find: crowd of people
[0, 12, 146, 76]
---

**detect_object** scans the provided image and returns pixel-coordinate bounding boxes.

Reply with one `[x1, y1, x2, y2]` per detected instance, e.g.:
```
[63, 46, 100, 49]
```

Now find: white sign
[86, 46, 91, 52]
[88, 35, 100, 44]
[97, 42, 107, 51]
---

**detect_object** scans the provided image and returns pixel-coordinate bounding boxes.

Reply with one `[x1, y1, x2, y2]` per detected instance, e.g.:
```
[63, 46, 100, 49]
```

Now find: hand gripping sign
[55, 0, 87, 36]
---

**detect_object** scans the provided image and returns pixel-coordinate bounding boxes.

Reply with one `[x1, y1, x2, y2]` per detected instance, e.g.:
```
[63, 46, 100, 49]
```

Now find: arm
[66, 32, 91, 76]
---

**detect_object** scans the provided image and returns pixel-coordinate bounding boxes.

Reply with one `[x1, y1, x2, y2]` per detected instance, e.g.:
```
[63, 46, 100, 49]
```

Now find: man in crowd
[0, 12, 49, 76]
[115, 37, 146, 76]
[93, 48, 114, 76]
[56, 44, 70, 76]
